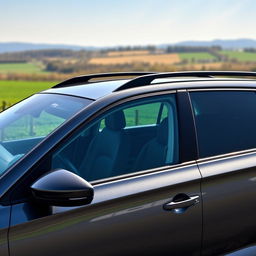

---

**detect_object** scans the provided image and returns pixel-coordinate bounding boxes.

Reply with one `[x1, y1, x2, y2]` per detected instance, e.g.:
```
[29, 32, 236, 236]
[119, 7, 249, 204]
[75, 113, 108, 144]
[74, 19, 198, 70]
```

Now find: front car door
[0, 205, 10, 256]
[190, 89, 256, 255]
[7, 91, 202, 255]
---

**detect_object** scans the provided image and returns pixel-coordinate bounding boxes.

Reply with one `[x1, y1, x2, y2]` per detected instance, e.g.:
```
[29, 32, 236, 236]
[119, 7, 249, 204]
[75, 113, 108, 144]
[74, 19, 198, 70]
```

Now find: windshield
[0, 93, 91, 176]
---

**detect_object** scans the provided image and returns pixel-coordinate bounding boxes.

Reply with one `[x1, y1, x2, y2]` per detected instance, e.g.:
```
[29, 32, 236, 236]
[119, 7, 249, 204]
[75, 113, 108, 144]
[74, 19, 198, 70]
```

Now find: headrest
[105, 110, 126, 131]
[157, 118, 168, 145]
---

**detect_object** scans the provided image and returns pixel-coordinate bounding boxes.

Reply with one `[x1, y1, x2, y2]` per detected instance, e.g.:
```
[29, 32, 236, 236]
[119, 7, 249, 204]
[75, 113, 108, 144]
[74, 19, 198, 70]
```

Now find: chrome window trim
[196, 147, 256, 164]
[91, 160, 197, 186]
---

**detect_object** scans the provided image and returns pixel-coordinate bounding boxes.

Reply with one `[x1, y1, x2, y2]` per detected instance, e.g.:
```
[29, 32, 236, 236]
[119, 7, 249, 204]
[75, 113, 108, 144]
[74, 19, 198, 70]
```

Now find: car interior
[52, 98, 179, 181]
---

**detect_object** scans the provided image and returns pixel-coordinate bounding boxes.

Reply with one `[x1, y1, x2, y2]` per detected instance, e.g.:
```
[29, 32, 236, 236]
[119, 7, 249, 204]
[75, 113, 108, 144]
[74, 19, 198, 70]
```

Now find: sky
[1, 0, 256, 47]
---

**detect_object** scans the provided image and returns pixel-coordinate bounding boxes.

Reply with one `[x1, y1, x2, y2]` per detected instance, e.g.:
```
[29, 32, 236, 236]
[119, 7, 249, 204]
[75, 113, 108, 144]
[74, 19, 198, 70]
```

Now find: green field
[220, 50, 256, 62]
[0, 80, 56, 105]
[179, 52, 217, 62]
[0, 62, 47, 74]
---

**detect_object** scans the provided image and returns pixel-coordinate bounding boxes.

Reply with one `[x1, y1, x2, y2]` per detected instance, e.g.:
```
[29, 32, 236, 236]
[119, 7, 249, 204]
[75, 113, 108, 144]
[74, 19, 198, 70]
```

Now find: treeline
[244, 48, 256, 53]
[100, 45, 157, 53]
[45, 60, 89, 73]
[0, 46, 159, 62]
[45, 62, 177, 74]
[0, 49, 94, 62]
[0, 60, 27, 63]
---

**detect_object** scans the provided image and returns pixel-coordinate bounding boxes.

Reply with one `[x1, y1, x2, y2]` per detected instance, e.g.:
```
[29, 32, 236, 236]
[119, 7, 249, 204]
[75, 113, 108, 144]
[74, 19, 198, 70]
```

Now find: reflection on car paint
[90, 199, 167, 222]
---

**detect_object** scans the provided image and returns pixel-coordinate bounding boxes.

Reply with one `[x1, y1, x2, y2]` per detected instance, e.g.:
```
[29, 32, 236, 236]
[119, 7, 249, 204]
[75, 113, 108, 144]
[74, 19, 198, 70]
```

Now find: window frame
[188, 88, 256, 162]
[51, 93, 179, 182]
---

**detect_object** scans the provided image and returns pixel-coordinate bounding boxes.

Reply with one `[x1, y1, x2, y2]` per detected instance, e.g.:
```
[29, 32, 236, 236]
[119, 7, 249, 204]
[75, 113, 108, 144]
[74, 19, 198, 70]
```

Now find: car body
[1, 71, 256, 255]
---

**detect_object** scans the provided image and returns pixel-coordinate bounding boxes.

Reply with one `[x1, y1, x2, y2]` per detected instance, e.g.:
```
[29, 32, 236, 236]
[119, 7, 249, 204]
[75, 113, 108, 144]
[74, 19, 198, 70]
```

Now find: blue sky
[1, 0, 256, 46]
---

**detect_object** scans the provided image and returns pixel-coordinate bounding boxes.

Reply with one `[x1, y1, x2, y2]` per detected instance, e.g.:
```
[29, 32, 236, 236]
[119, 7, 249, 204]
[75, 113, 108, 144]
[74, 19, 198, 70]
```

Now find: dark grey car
[1, 71, 256, 256]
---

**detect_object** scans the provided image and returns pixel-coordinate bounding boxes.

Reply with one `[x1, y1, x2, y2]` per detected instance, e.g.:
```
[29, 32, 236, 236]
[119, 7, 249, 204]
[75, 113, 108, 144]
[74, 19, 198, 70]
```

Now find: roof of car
[45, 79, 131, 100]
[42, 71, 256, 100]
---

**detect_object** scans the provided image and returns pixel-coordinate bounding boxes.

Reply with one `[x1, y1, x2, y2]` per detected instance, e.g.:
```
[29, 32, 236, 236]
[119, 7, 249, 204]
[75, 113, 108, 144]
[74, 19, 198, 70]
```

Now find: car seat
[133, 118, 168, 171]
[79, 110, 129, 181]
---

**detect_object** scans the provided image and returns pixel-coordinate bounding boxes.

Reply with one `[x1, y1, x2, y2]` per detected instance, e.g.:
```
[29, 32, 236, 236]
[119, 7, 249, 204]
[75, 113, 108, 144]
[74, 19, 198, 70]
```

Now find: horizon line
[1, 38, 256, 48]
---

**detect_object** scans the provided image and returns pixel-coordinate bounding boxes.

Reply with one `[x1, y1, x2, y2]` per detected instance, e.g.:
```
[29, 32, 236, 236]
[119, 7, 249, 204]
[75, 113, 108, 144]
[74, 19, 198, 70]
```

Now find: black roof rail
[115, 71, 256, 91]
[52, 72, 157, 88]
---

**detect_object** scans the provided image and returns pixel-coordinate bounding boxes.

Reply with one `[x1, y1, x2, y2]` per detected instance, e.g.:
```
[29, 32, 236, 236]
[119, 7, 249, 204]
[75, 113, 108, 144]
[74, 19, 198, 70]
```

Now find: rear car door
[8, 91, 202, 256]
[190, 89, 256, 255]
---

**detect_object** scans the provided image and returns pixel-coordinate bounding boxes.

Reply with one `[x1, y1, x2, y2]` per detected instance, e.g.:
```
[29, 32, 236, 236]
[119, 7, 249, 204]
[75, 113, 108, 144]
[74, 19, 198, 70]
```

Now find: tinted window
[190, 91, 256, 158]
[52, 95, 179, 181]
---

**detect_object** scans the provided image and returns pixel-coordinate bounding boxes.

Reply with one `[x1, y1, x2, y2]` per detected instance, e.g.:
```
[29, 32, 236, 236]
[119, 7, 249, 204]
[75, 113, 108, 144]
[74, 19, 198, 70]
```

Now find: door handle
[163, 194, 199, 213]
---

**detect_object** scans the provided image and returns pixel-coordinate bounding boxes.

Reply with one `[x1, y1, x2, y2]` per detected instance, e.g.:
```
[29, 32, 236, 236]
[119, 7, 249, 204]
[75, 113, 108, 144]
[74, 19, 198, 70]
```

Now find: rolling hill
[1, 39, 256, 54]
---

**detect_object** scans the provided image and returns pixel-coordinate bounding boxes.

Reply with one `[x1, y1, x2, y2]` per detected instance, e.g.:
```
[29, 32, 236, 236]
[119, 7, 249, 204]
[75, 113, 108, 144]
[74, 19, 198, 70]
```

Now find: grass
[0, 62, 48, 74]
[179, 52, 217, 62]
[220, 50, 256, 62]
[0, 80, 56, 105]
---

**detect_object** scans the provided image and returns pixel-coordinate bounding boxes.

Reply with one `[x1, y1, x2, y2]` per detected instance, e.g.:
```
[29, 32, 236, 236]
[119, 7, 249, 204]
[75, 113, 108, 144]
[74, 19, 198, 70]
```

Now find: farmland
[0, 46, 256, 108]
[0, 62, 47, 74]
[89, 53, 180, 65]
[220, 51, 256, 62]
[107, 50, 150, 57]
[0, 80, 55, 105]
[179, 52, 217, 62]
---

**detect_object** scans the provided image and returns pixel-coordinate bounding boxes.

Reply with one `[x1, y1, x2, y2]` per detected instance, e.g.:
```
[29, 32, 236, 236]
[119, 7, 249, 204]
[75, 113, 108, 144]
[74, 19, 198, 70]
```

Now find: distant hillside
[1, 39, 256, 54]
[0, 42, 97, 53]
[174, 39, 256, 49]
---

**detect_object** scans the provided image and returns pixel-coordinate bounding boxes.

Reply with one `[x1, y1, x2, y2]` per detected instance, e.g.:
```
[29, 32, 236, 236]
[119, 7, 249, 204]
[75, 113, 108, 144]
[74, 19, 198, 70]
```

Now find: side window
[51, 94, 179, 181]
[99, 102, 168, 130]
[190, 91, 256, 158]
[123, 102, 164, 127]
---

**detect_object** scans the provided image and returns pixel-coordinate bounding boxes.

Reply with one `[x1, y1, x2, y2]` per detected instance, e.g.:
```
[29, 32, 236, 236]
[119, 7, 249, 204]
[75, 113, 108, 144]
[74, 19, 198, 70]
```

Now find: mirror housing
[31, 169, 94, 206]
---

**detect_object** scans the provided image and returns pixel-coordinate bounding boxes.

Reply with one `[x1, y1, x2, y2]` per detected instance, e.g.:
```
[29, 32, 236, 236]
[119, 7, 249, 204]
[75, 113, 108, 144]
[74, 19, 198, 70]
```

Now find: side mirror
[30, 169, 94, 206]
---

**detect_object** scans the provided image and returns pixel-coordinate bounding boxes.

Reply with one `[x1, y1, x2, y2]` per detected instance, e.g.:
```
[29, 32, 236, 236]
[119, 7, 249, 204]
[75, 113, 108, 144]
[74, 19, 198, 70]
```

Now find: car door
[0, 205, 10, 256]
[190, 89, 256, 255]
[8, 91, 202, 256]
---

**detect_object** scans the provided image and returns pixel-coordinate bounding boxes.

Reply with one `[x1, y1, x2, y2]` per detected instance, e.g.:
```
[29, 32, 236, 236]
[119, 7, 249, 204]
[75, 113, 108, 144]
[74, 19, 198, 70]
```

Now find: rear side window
[190, 91, 256, 158]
